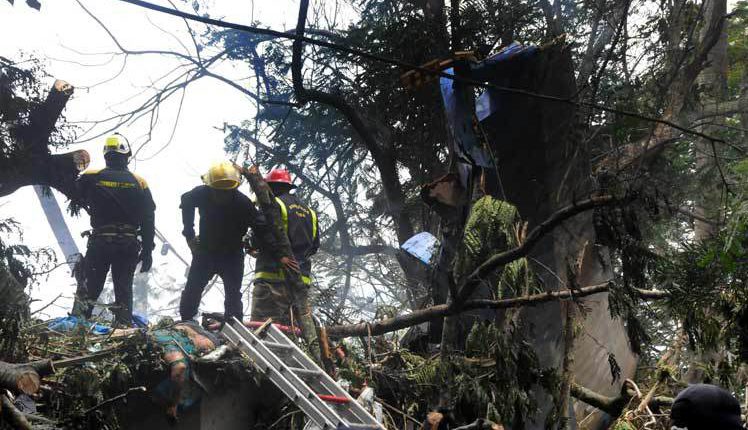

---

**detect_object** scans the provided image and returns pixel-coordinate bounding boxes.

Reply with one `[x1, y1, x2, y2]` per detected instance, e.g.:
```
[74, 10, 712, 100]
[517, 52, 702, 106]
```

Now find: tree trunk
[684, 0, 728, 385]
[480, 44, 638, 429]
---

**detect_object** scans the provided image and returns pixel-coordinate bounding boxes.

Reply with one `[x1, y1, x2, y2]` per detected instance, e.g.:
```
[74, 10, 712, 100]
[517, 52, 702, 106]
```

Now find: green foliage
[727, 1, 748, 96]
[454, 196, 539, 298]
[389, 321, 553, 427]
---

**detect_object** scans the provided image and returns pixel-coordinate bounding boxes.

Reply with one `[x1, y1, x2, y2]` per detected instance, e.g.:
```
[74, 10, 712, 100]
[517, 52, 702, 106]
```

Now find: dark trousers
[72, 236, 140, 326]
[180, 251, 244, 322]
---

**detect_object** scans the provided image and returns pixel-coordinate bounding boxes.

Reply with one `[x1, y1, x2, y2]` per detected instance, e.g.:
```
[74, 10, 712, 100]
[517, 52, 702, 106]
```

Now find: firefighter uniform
[179, 182, 276, 322]
[250, 192, 320, 324]
[71, 156, 156, 326]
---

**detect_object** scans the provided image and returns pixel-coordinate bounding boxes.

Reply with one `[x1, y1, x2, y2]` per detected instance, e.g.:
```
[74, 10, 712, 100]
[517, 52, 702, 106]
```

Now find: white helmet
[103, 133, 132, 156]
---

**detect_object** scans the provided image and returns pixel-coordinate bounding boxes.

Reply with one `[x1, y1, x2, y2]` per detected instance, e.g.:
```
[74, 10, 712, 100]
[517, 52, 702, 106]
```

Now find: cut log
[0, 360, 52, 395]
[241, 166, 296, 274]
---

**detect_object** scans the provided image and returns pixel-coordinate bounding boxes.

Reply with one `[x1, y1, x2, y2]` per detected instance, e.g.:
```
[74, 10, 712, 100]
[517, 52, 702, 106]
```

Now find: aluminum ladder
[221, 318, 384, 430]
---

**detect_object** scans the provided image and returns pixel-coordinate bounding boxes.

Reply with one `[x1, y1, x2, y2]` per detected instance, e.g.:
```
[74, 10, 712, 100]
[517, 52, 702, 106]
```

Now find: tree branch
[570, 381, 673, 417]
[1, 394, 32, 430]
[455, 194, 626, 303]
[290, 0, 414, 245]
[326, 282, 667, 337]
[0, 79, 81, 200]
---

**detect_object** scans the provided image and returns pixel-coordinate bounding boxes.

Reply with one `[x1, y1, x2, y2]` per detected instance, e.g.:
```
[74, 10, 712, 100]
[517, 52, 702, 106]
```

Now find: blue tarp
[48, 314, 149, 334]
[132, 313, 149, 328]
[48, 316, 112, 335]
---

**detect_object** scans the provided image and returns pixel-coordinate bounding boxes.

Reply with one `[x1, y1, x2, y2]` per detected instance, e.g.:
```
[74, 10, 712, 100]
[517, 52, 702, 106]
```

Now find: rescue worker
[248, 168, 320, 349]
[179, 161, 277, 323]
[71, 133, 155, 326]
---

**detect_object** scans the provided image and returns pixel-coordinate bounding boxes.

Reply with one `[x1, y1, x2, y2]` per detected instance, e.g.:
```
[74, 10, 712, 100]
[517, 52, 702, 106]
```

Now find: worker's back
[256, 192, 319, 276]
[180, 185, 257, 254]
[78, 166, 153, 229]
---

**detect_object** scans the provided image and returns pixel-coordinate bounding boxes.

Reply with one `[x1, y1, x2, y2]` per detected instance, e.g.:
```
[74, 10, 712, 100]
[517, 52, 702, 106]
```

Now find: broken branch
[81, 386, 146, 416]
[457, 194, 626, 303]
[570, 381, 673, 417]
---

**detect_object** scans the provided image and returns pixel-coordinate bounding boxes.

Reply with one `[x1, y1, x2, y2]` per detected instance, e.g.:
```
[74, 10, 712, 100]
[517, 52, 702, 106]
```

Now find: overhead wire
[114, 0, 725, 144]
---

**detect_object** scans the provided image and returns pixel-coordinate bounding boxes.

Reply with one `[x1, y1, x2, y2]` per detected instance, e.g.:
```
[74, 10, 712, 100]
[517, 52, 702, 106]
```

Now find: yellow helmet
[103, 133, 132, 156]
[202, 161, 242, 190]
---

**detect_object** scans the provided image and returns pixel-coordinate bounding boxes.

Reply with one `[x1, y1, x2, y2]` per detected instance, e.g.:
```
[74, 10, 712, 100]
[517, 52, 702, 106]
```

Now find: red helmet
[265, 168, 295, 187]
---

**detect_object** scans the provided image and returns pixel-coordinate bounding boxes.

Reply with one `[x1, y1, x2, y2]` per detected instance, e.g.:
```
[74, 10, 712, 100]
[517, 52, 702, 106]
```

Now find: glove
[139, 251, 153, 273]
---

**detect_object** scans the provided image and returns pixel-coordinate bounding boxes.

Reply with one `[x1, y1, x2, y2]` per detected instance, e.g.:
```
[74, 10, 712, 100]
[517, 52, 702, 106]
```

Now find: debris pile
[0, 315, 254, 429]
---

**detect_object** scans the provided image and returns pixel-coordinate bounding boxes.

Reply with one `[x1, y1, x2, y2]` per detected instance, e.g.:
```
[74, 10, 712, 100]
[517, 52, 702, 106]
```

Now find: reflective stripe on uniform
[275, 197, 317, 240]
[255, 270, 312, 285]
[310, 208, 317, 240]
[275, 197, 289, 233]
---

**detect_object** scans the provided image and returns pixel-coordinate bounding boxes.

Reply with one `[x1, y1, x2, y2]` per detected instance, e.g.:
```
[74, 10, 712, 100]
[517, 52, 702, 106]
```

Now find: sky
[0, 0, 304, 321]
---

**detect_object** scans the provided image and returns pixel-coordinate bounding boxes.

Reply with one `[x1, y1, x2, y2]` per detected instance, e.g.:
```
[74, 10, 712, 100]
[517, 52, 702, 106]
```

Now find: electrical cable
[114, 0, 724, 143]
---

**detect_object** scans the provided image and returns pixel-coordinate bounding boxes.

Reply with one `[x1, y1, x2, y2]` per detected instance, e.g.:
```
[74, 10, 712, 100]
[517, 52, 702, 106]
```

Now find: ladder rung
[286, 366, 322, 378]
[317, 394, 349, 404]
[346, 425, 382, 430]
[245, 320, 302, 335]
[262, 340, 293, 351]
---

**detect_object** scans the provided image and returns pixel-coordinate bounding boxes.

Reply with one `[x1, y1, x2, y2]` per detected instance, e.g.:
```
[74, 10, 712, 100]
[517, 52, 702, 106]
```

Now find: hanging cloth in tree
[440, 68, 492, 168]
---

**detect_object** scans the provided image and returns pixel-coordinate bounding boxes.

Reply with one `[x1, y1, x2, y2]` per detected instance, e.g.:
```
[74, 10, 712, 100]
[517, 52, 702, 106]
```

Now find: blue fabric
[132, 313, 149, 328]
[440, 68, 492, 168]
[152, 329, 196, 356]
[154, 376, 202, 410]
[482, 42, 538, 67]
[48, 316, 111, 335]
